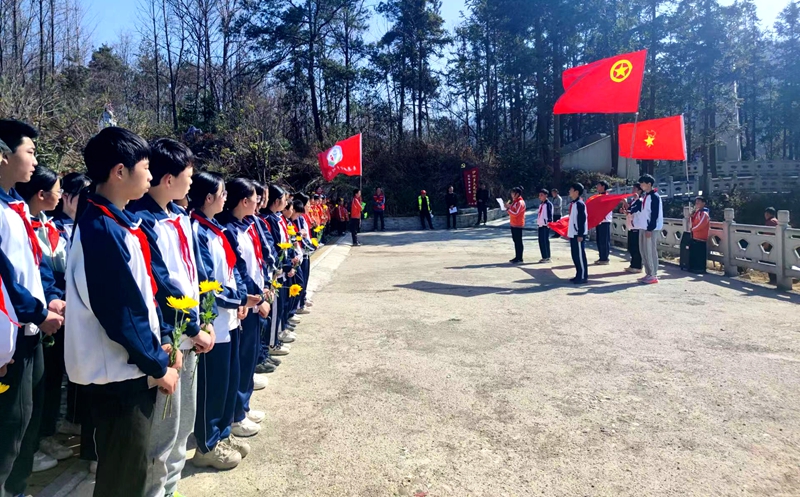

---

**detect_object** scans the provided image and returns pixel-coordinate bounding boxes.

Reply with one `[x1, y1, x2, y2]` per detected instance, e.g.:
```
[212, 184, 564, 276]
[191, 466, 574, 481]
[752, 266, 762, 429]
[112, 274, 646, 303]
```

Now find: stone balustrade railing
[610, 208, 799, 291]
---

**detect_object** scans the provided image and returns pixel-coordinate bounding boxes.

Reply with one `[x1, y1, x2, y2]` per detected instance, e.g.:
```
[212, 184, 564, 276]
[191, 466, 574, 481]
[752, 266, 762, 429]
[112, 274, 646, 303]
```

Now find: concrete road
[174, 227, 800, 497]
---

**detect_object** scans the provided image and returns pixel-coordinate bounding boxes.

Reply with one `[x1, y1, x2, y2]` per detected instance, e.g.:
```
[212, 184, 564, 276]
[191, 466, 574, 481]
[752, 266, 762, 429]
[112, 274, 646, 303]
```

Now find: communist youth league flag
[554, 50, 647, 115]
[619, 115, 687, 161]
[548, 193, 631, 238]
[317, 134, 362, 182]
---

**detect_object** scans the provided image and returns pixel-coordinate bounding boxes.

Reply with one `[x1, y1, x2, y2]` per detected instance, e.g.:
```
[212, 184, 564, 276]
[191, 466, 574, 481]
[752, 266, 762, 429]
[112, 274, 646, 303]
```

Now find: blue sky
[85, 0, 782, 50]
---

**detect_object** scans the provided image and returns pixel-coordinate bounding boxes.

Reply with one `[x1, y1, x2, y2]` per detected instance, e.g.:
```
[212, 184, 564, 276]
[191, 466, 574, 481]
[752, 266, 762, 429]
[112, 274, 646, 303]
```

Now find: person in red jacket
[505, 186, 526, 264]
[350, 189, 363, 246]
[372, 188, 386, 232]
[689, 196, 710, 274]
[333, 197, 348, 236]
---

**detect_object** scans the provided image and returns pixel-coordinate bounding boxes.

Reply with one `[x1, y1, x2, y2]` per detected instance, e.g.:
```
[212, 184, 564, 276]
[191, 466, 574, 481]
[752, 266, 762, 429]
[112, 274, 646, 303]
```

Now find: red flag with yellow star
[619, 115, 687, 161]
[554, 50, 647, 114]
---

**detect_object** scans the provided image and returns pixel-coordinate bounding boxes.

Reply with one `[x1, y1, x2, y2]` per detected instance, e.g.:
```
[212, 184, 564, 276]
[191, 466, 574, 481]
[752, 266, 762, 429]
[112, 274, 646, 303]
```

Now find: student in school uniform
[216, 179, 271, 438]
[506, 187, 526, 264]
[189, 172, 249, 470]
[334, 197, 348, 236]
[629, 174, 663, 284]
[293, 195, 315, 316]
[64, 127, 179, 496]
[688, 196, 710, 274]
[281, 202, 304, 330]
[536, 189, 553, 263]
[0, 129, 65, 497]
[16, 166, 75, 466]
[568, 183, 589, 284]
[249, 181, 278, 381]
[621, 184, 643, 274]
[350, 189, 363, 246]
[262, 185, 294, 358]
[51, 172, 91, 242]
[594, 180, 612, 265]
[127, 138, 216, 497]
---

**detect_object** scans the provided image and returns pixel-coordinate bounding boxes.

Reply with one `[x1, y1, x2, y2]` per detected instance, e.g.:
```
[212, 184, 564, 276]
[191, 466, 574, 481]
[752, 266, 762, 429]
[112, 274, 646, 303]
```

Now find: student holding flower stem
[263, 184, 295, 356]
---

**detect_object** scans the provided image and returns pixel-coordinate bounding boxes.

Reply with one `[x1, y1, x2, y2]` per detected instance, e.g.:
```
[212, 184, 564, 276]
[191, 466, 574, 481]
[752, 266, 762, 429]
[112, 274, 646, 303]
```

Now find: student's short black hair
[638, 174, 656, 186]
[0, 119, 39, 153]
[511, 186, 524, 196]
[632, 183, 643, 192]
[551, 188, 559, 194]
[149, 138, 193, 186]
[353, 188, 360, 196]
[312, 194, 320, 200]
[83, 127, 150, 184]
[295, 192, 309, 205]
[0, 139, 10, 156]
[570, 182, 585, 195]
[16, 166, 58, 202]
[765, 207, 777, 217]
[188, 171, 224, 211]
[597, 180, 610, 190]
[538, 188, 549, 196]
[292, 199, 305, 213]
[695, 196, 706, 203]
[266, 184, 286, 211]
[251, 181, 266, 198]
[223, 177, 256, 211]
[61, 172, 91, 197]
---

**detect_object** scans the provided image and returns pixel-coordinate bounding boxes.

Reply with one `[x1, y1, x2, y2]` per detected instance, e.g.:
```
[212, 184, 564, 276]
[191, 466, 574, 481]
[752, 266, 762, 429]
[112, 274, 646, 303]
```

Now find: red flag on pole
[317, 134, 362, 182]
[548, 193, 631, 237]
[554, 50, 647, 115]
[619, 115, 687, 161]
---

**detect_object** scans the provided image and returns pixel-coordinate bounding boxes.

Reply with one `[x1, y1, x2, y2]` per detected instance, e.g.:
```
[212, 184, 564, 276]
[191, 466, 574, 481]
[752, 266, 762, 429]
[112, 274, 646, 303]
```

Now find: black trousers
[570, 237, 588, 281]
[1, 333, 44, 496]
[511, 227, 524, 261]
[349, 218, 360, 244]
[689, 239, 708, 273]
[40, 327, 65, 438]
[597, 222, 611, 261]
[88, 386, 156, 497]
[552, 214, 561, 238]
[419, 211, 433, 230]
[538, 226, 551, 259]
[628, 229, 642, 269]
[372, 211, 385, 231]
[477, 204, 488, 224]
[447, 212, 458, 229]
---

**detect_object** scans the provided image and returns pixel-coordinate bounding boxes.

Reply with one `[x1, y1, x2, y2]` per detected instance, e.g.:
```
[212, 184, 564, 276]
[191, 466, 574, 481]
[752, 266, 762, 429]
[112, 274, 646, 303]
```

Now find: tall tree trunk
[151, 0, 161, 124]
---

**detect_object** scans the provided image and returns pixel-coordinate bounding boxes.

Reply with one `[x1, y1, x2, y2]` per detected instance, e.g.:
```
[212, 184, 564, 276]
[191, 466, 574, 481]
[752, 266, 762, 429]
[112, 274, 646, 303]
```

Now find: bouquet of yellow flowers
[164, 295, 198, 418]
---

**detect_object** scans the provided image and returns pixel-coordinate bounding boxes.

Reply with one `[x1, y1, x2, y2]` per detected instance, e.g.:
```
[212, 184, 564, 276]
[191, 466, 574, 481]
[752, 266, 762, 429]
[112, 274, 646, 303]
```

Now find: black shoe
[255, 362, 276, 374]
[570, 278, 587, 285]
[353, 242, 362, 246]
[266, 356, 281, 366]
[509, 258, 523, 264]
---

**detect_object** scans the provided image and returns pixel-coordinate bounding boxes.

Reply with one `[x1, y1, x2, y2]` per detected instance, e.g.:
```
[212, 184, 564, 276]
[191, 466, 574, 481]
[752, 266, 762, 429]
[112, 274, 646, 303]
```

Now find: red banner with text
[463, 168, 479, 207]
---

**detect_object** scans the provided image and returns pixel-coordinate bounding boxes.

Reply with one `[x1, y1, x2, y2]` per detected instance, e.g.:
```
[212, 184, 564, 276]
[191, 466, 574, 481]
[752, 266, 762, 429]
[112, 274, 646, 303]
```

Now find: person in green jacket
[418, 190, 434, 230]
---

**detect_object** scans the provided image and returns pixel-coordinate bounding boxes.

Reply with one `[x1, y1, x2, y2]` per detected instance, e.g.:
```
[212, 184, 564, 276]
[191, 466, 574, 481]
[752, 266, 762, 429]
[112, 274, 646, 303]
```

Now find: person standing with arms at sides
[418, 190, 433, 230]
[506, 187, 526, 264]
[594, 180, 612, 265]
[51, 172, 91, 241]
[63, 127, 178, 497]
[335, 197, 348, 236]
[568, 183, 589, 284]
[629, 174, 662, 284]
[350, 189, 363, 246]
[188, 172, 249, 470]
[621, 184, 643, 274]
[689, 196, 710, 274]
[550, 188, 563, 238]
[445, 186, 458, 230]
[0, 122, 66, 497]
[373, 187, 386, 232]
[536, 189, 553, 263]
[476, 184, 489, 226]
[16, 166, 75, 468]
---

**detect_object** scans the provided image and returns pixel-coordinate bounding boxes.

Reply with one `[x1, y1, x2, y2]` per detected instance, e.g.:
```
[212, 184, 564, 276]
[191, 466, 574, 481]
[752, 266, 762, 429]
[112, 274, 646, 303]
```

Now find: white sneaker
[247, 409, 266, 424]
[253, 374, 268, 391]
[296, 308, 310, 315]
[269, 346, 289, 356]
[277, 342, 291, 351]
[89, 460, 98, 474]
[39, 437, 73, 461]
[223, 435, 251, 458]
[57, 419, 81, 436]
[191, 443, 241, 470]
[32, 451, 58, 472]
[289, 316, 301, 324]
[231, 417, 261, 437]
[278, 332, 295, 343]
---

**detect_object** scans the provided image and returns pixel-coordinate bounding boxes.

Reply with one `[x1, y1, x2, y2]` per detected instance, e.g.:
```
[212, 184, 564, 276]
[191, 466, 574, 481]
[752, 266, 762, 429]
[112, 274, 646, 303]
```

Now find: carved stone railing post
[775, 210, 792, 291]
[723, 208, 738, 277]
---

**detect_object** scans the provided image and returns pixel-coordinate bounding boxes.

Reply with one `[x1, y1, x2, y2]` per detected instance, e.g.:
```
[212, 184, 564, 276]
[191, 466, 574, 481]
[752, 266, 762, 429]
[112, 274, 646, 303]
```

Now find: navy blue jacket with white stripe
[216, 211, 263, 297]
[567, 198, 588, 238]
[64, 194, 169, 390]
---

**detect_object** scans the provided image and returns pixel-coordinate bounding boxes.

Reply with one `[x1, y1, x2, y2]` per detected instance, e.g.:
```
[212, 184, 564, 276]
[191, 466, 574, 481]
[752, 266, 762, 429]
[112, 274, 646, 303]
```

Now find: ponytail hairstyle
[16, 165, 59, 202]
[266, 184, 287, 213]
[223, 178, 256, 212]
[188, 171, 225, 212]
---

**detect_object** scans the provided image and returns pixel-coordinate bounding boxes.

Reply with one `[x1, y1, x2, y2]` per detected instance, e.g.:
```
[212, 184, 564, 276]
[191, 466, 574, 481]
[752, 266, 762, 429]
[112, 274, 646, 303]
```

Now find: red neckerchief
[246, 224, 265, 269]
[259, 214, 273, 233]
[191, 212, 236, 279]
[30, 218, 61, 253]
[88, 199, 158, 299]
[166, 217, 196, 283]
[278, 215, 289, 242]
[0, 276, 18, 327]
[9, 202, 43, 266]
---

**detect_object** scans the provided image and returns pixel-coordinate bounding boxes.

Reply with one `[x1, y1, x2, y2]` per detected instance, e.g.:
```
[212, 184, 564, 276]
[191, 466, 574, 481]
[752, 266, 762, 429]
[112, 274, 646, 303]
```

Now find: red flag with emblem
[548, 193, 631, 237]
[619, 115, 687, 161]
[554, 50, 647, 115]
[317, 134, 362, 182]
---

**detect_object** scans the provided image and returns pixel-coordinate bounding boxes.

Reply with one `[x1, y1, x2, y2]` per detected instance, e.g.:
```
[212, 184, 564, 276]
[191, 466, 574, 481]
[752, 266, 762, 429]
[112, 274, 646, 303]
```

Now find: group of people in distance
[0, 120, 327, 497]
[504, 174, 672, 285]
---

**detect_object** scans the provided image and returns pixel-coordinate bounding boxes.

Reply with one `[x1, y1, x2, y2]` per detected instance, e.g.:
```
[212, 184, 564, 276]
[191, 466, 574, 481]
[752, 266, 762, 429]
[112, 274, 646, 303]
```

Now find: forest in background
[0, 0, 799, 215]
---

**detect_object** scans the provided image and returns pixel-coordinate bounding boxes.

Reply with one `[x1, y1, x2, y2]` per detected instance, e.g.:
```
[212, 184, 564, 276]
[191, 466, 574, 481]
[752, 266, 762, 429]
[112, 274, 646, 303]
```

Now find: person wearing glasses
[51, 172, 91, 241]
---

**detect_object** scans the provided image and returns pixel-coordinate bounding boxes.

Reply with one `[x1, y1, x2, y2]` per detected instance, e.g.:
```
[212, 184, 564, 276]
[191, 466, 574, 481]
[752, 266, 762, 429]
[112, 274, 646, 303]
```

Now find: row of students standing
[0, 122, 320, 497]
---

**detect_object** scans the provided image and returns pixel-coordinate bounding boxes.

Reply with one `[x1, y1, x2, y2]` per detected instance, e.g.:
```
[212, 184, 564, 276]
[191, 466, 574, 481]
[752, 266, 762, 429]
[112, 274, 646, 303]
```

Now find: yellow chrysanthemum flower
[314, 225, 325, 233]
[311, 238, 319, 247]
[287, 225, 297, 236]
[0, 383, 9, 394]
[199, 280, 224, 294]
[278, 242, 293, 250]
[271, 280, 283, 289]
[295, 235, 303, 242]
[167, 295, 199, 311]
[289, 284, 303, 298]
